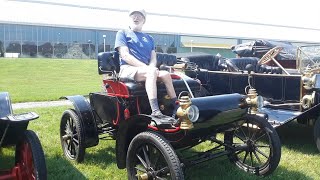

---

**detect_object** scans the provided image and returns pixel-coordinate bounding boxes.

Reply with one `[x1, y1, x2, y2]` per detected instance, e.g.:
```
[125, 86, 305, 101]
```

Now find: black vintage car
[179, 43, 320, 152]
[0, 92, 47, 180]
[60, 52, 281, 179]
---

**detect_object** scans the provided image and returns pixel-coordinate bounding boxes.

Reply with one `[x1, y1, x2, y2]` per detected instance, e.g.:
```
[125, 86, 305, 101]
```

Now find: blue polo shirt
[114, 29, 155, 65]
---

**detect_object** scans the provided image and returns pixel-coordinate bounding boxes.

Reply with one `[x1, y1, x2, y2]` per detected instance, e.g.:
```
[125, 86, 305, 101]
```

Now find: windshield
[297, 45, 320, 73]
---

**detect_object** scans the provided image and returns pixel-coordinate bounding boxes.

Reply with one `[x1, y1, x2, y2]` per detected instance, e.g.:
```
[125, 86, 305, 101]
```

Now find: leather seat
[175, 52, 220, 71]
[98, 52, 201, 97]
[124, 78, 200, 96]
[226, 57, 259, 71]
[225, 57, 282, 74]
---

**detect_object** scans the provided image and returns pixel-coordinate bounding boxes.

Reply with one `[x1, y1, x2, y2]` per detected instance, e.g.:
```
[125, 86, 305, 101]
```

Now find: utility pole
[103, 35, 106, 52]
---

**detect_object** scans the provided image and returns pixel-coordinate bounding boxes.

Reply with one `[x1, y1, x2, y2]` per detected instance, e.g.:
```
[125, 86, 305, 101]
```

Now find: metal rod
[179, 74, 194, 98]
[271, 57, 290, 75]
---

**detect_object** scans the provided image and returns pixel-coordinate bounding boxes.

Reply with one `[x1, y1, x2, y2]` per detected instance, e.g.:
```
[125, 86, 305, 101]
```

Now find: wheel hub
[137, 168, 158, 180]
[137, 172, 149, 180]
[246, 139, 255, 152]
[63, 128, 73, 140]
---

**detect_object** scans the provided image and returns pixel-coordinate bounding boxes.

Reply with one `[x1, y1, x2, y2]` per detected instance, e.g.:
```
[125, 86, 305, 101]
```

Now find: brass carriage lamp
[301, 71, 320, 109]
[302, 72, 320, 90]
[176, 95, 199, 129]
[302, 69, 315, 90]
[245, 88, 263, 114]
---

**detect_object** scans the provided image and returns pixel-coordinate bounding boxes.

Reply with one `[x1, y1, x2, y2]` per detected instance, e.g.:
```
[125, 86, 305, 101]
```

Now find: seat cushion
[124, 78, 201, 97]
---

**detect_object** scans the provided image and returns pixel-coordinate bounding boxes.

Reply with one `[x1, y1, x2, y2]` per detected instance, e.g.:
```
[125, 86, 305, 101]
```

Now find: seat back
[0, 92, 13, 118]
[156, 53, 177, 67]
[227, 57, 259, 71]
[98, 52, 177, 75]
[98, 51, 120, 75]
[176, 53, 220, 71]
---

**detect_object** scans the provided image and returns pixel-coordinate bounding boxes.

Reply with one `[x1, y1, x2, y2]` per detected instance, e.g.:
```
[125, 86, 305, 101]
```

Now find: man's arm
[149, 50, 157, 67]
[118, 46, 148, 67]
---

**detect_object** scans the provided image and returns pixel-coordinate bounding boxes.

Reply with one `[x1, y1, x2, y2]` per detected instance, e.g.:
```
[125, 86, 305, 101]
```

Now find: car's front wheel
[126, 131, 184, 180]
[224, 114, 281, 176]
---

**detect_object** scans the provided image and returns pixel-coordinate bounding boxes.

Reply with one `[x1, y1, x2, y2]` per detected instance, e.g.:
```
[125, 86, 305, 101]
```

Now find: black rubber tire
[15, 130, 47, 180]
[60, 109, 85, 163]
[224, 115, 281, 176]
[313, 117, 320, 152]
[126, 131, 184, 180]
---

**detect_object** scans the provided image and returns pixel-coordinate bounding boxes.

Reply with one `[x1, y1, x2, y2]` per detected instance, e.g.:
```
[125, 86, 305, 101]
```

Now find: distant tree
[0, 41, 4, 57]
[6, 42, 21, 53]
[22, 42, 37, 57]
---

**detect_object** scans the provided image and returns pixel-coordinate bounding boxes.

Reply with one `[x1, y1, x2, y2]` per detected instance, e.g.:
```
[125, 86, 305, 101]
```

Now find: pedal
[149, 115, 178, 129]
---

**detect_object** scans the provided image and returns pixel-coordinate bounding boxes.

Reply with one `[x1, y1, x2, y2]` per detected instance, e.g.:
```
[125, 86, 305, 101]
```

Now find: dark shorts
[119, 65, 138, 80]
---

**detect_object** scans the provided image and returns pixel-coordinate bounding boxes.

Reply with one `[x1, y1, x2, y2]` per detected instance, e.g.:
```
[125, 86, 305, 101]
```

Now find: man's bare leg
[135, 66, 162, 115]
[158, 71, 178, 117]
[158, 71, 176, 99]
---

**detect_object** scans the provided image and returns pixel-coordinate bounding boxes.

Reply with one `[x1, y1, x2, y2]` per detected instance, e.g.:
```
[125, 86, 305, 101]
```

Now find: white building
[1, 0, 319, 58]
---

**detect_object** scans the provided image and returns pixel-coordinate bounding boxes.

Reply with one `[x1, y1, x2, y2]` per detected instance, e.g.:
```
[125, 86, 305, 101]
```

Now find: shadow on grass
[0, 149, 15, 170]
[0, 148, 86, 180]
[46, 155, 87, 180]
[185, 157, 310, 180]
[83, 146, 117, 168]
[276, 121, 318, 155]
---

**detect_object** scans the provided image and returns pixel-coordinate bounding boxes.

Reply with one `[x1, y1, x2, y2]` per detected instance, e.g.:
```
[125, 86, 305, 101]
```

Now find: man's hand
[149, 50, 157, 67]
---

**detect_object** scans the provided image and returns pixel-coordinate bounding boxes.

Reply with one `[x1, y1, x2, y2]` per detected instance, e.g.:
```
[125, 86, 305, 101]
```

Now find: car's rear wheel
[126, 131, 184, 180]
[224, 114, 281, 176]
[15, 130, 47, 180]
[60, 109, 85, 162]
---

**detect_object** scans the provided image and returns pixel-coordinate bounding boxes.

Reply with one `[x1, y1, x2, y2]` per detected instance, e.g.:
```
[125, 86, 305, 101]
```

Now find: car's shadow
[0, 148, 86, 180]
[84, 146, 117, 168]
[185, 159, 309, 180]
[179, 140, 310, 180]
[276, 120, 318, 155]
[46, 156, 87, 180]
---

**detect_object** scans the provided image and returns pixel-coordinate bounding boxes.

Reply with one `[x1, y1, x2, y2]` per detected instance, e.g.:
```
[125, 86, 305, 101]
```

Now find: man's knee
[146, 67, 158, 76]
[159, 71, 172, 81]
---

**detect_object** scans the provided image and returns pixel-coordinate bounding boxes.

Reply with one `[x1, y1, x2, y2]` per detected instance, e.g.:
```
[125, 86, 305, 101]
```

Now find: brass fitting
[176, 95, 194, 129]
[137, 173, 148, 180]
[246, 88, 259, 114]
[301, 91, 315, 109]
[302, 75, 316, 90]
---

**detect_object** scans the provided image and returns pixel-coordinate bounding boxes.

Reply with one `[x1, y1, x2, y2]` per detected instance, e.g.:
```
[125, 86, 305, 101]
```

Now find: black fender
[62, 95, 99, 148]
[297, 103, 320, 125]
[116, 114, 151, 169]
[0, 92, 13, 118]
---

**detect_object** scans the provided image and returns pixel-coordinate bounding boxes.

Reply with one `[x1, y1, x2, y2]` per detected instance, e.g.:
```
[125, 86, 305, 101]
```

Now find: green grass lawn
[1, 106, 320, 179]
[0, 58, 101, 103]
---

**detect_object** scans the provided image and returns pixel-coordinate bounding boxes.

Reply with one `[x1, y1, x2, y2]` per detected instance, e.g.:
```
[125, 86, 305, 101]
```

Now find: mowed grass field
[1, 58, 320, 179]
[0, 58, 101, 102]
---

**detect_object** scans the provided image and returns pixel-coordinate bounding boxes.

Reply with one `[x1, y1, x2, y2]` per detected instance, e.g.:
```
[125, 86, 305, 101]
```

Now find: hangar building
[1, 0, 320, 59]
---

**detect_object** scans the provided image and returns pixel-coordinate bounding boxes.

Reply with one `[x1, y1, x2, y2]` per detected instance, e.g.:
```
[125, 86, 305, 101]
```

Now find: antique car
[179, 44, 320, 152]
[0, 92, 47, 180]
[60, 51, 281, 179]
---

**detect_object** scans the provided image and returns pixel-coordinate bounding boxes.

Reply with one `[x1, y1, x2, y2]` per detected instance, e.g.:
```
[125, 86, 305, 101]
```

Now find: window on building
[180, 36, 237, 49]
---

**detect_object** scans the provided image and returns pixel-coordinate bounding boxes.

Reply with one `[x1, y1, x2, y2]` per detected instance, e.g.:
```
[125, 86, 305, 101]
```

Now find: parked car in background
[0, 92, 47, 180]
[178, 43, 320, 152]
